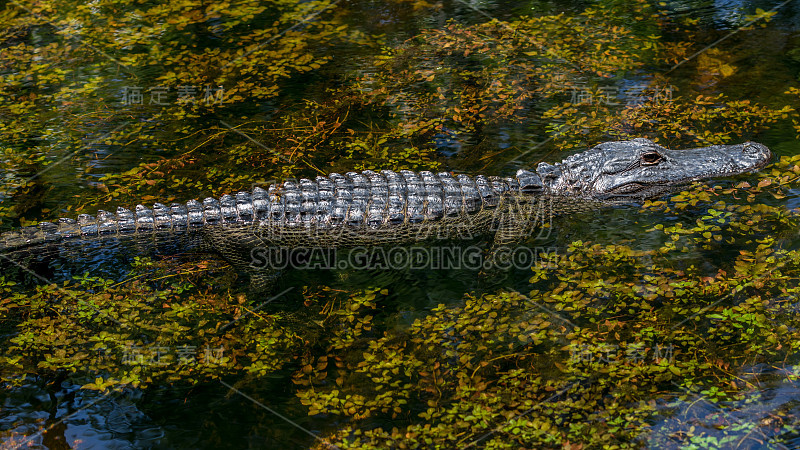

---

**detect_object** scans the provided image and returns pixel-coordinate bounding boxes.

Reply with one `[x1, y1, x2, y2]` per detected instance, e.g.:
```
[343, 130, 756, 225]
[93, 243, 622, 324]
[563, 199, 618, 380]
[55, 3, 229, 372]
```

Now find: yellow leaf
[719, 64, 735, 77]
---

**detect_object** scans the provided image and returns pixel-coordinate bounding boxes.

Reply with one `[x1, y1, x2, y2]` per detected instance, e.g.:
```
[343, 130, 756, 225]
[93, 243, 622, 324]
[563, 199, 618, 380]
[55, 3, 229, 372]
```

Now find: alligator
[0, 138, 772, 290]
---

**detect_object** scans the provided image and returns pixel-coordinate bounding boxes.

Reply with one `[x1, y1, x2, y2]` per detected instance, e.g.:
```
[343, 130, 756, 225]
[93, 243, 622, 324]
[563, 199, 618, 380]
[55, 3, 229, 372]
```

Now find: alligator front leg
[485, 195, 551, 268]
[202, 227, 284, 294]
[246, 267, 282, 293]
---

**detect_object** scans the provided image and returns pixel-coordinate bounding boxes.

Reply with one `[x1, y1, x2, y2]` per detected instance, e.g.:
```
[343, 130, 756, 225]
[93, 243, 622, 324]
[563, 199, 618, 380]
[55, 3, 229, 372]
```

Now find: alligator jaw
[662, 141, 772, 179]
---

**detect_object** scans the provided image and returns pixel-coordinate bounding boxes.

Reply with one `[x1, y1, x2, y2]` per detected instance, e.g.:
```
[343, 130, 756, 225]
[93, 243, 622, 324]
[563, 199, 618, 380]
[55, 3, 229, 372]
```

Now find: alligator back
[0, 169, 565, 253]
[1, 169, 576, 290]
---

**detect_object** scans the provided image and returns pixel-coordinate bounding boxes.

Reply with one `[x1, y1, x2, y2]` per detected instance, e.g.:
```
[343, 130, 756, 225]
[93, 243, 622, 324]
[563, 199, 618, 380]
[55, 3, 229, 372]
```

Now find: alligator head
[533, 138, 772, 200]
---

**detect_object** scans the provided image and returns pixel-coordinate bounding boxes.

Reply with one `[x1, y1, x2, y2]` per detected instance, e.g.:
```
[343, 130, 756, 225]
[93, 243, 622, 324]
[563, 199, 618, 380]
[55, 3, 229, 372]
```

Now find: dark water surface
[2, 0, 800, 448]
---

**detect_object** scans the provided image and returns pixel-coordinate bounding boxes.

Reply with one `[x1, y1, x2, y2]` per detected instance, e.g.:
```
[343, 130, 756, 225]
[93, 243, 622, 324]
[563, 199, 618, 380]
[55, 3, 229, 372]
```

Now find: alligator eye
[641, 151, 663, 165]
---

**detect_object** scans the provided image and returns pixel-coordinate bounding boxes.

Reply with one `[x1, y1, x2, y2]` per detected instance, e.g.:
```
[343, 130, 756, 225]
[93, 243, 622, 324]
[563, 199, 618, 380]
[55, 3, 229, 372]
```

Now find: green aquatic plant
[788, 87, 800, 138]
[355, 0, 662, 157]
[0, 257, 303, 389]
[0, 0, 361, 221]
[1, 0, 800, 447]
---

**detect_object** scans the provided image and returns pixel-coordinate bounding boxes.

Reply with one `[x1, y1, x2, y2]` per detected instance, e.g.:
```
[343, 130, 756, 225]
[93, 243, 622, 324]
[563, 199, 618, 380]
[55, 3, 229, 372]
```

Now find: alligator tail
[0, 188, 269, 253]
